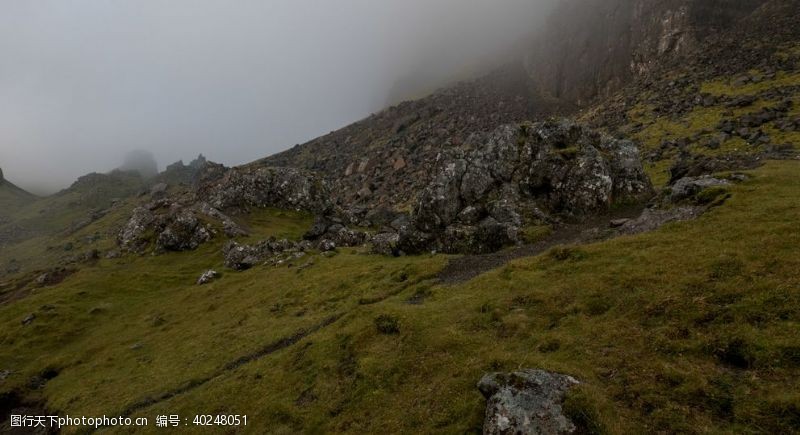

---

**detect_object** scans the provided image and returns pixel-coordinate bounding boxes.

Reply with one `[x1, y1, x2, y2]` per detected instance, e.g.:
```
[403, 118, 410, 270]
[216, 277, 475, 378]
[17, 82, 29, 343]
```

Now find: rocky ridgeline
[116, 120, 655, 259]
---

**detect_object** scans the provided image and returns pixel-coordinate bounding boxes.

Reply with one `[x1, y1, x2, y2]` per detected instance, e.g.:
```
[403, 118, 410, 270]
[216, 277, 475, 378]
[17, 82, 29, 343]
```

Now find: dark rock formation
[478, 370, 580, 435]
[155, 154, 212, 186]
[390, 119, 652, 254]
[117, 202, 217, 254]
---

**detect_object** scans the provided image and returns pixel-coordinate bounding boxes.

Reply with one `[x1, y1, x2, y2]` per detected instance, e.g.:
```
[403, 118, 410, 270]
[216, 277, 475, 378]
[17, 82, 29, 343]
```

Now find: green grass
[643, 159, 673, 189]
[237, 207, 314, 241]
[2, 161, 799, 433]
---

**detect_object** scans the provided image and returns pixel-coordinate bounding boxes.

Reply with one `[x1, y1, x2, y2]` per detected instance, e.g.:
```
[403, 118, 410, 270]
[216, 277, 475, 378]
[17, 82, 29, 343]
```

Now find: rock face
[398, 119, 653, 254]
[525, 0, 764, 106]
[478, 370, 580, 435]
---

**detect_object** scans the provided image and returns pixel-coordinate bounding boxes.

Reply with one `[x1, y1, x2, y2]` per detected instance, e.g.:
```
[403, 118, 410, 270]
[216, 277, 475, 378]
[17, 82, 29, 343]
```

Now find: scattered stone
[478, 369, 580, 435]
[197, 270, 219, 285]
[318, 239, 337, 252]
[617, 207, 705, 235]
[609, 218, 631, 228]
[34, 268, 75, 287]
[21, 313, 36, 326]
[669, 176, 730, 202]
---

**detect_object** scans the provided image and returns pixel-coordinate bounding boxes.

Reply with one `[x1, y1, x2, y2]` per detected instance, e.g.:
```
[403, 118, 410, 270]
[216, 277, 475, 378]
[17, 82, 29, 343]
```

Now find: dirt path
[437, 205, 646, 285]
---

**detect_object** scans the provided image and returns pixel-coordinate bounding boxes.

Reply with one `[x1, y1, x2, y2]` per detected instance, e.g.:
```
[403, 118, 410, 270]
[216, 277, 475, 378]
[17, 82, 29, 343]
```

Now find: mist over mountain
[0, 0, 556, 193]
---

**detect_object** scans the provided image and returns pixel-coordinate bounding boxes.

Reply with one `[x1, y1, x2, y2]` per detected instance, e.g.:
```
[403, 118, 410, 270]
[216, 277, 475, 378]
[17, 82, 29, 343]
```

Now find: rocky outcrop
[118, 202, 212, 253]
[385, 119, 652, 254]
[196, 166, 334, 214]
[478, 370, 580, 435]
[117, 164, 337, 254]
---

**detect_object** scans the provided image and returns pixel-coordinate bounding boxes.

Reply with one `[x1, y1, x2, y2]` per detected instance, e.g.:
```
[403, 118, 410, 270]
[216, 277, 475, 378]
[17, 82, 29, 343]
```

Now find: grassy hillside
[1, 160, 798, 433]
[0, 181, 36, 217]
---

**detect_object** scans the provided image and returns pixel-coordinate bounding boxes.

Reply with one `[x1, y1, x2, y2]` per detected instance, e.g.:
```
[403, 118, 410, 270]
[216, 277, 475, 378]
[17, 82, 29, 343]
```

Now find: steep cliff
[525, 0, 765, 106]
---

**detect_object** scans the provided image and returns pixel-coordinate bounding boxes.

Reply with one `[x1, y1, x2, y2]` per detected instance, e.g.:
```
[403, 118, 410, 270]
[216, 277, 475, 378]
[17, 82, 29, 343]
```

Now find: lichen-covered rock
[669, 176, 730, 202]
[478, 369, 580, 435]
[197, 166, 333, 214]
[155, 209, 211, 252]
[617, 206, 704, 235]
[117, 206, 157, 253]
[222, 238, 305, 270]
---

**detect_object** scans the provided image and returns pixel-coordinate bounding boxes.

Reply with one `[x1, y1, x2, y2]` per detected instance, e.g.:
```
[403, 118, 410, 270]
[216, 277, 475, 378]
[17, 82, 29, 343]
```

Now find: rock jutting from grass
[478, 369, 580, 435]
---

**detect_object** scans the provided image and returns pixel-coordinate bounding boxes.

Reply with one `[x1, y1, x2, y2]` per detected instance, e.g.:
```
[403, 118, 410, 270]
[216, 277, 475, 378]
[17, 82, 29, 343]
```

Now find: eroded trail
[115, 314, 343, 420]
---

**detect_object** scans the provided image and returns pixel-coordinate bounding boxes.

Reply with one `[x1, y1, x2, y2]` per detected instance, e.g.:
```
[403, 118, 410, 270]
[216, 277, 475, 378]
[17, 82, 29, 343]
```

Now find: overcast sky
[0, 0, 555, 194]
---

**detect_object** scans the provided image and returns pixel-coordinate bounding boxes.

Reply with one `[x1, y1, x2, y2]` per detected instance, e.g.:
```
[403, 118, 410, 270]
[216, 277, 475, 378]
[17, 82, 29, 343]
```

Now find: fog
[0, 0, 556, 194]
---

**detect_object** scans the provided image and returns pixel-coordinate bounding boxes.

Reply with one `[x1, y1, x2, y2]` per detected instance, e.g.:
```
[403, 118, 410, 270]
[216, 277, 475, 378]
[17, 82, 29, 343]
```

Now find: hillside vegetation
[1, 161, 798, 433]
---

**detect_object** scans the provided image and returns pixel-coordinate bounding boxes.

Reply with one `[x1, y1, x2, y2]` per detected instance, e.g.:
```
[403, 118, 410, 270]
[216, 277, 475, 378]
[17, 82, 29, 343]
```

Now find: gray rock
[406, 120, 652, 254]
[669, 176, 730, 202]
[117, 206, 156, 253]
[155, 210, 211, 252]
[478, 369, 580, 435]
[371, 232, 400, 256]
[609, 218, 630, 228]
[21, 313, 36, 326]
[197, 270, 218, 285]
[223, 241, 263, 270]
[198, 166, 333, 214]
[318, 239, 337, 252]
[618, 206, 704, 235]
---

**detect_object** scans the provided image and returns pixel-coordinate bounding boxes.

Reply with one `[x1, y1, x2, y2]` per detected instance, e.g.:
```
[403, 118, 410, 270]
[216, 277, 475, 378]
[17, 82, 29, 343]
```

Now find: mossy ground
[1, 161, 799, 433]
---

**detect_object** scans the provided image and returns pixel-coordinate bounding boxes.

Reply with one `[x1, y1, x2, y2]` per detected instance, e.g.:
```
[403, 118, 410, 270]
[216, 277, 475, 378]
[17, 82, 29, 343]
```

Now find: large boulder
[478, 370, 580, 435]
[117, 202, 237, 254]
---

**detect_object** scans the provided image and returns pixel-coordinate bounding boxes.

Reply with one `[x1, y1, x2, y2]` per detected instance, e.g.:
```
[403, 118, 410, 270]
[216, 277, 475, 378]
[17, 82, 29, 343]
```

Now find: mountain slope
[1, 161, 798, 433]
[257, 0, 795, 221]
[0, 168, 36, 216]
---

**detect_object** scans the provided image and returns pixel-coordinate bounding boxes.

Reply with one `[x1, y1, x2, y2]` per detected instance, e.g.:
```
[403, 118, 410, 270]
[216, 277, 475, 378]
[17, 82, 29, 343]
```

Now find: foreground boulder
[478, 370, 580, 435]
[391, 119, 653, 254]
